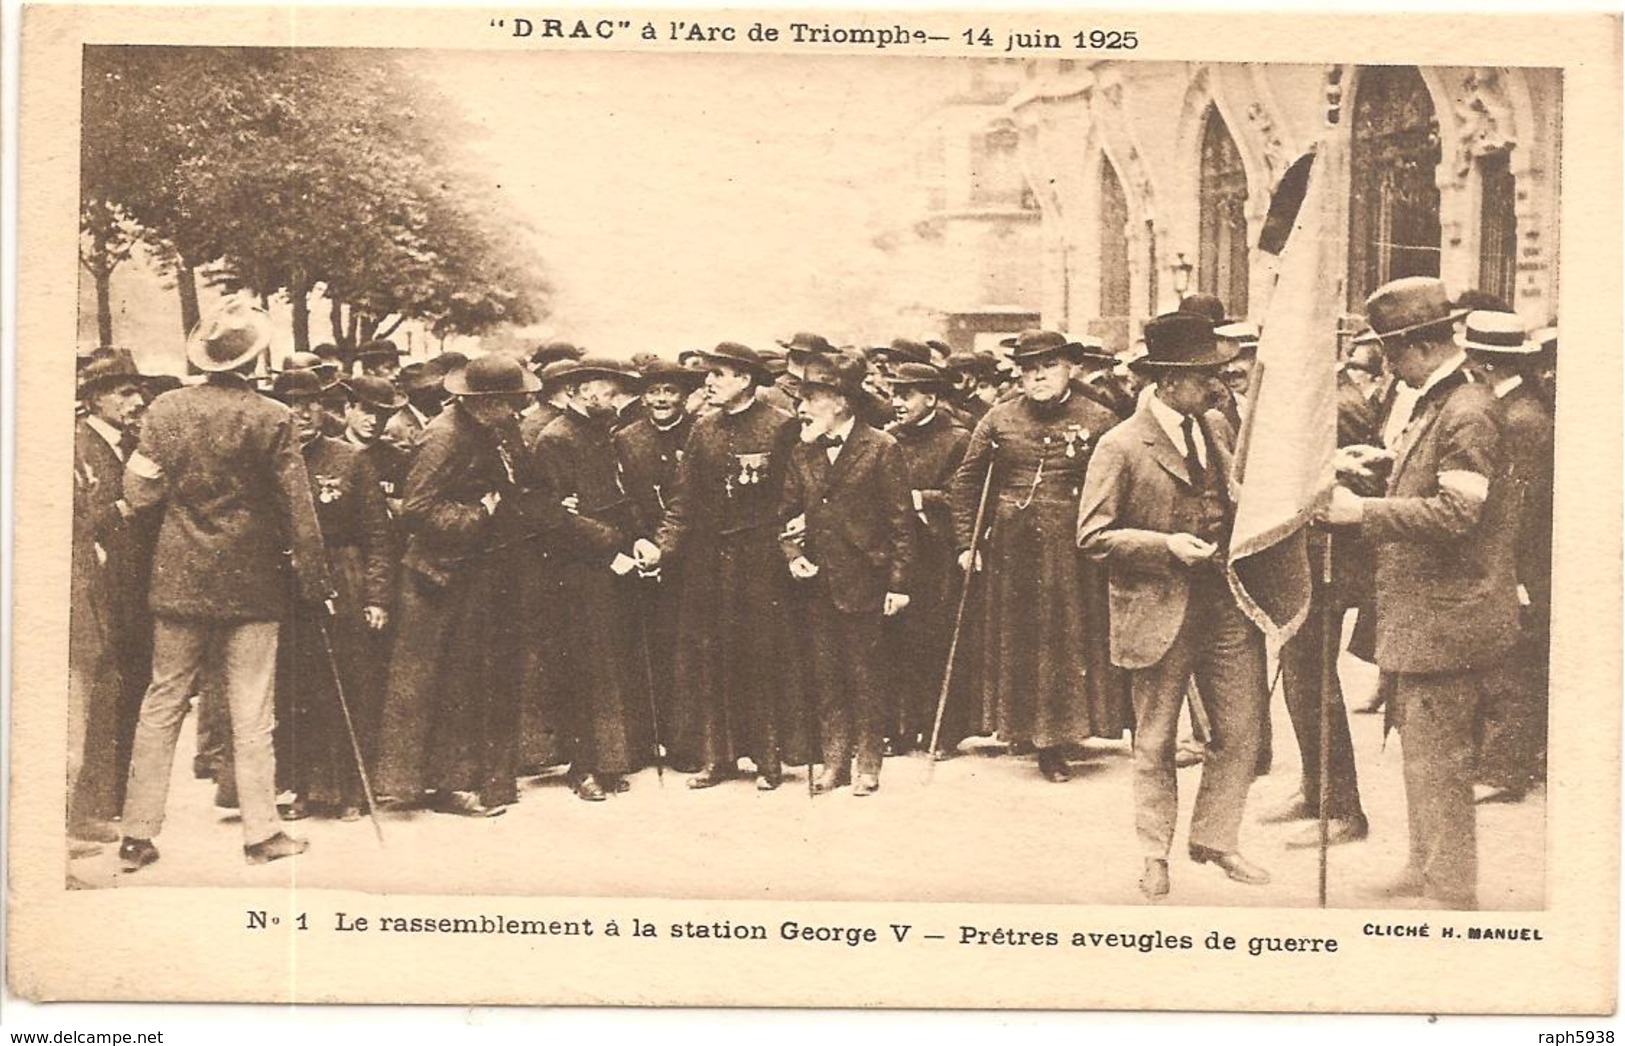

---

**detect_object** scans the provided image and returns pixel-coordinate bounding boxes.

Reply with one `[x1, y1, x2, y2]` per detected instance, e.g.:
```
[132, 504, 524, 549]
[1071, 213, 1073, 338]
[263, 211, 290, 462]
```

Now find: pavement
[69, 647, 1544, 909]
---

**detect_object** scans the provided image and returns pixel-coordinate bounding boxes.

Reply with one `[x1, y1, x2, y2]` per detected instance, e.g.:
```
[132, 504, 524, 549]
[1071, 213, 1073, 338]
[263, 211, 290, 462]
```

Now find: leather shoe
[118, 837, 159, 872]
[433, 790, 506, 818]
[755, 771, 781, 791]
[1140, 858, 1170, 900]
[852, 773, 880, 797]
[1189, 844, 1271, 885]
[338, 806, 363, 823]
[1285, 814, 1369, 849]
[687, 764, 731, 790]
[244, 831, 309, 865]
[572, 774, 607, 802]
[278, 797, 312, 821]
[1256, 791, 1316, 825]
[1037, 749, 1072, 783]
[604, 774, 630, 795]
[811, 766, 849, 794]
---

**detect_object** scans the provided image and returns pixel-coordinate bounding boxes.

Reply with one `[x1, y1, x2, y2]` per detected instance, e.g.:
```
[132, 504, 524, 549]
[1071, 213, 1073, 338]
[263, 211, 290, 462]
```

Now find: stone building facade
[1007, 61, 1561, 353]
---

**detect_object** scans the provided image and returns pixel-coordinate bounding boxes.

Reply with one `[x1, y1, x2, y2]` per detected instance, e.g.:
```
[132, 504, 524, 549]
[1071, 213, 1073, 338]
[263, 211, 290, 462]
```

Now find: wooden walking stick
[925, 451, 997, 782]
[1316, 531, 1336, 908]
[313, 610, 386, 846]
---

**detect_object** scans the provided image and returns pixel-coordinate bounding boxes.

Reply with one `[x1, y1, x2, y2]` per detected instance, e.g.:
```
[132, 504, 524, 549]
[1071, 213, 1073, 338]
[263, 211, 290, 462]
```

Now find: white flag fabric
[1225, 135, 1344, 644]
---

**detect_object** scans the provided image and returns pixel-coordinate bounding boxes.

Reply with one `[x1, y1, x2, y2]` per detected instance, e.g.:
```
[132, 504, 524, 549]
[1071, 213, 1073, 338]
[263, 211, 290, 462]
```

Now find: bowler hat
[1004, 330, 1085, 365]
[443, 354, 542, 396]
[355, 339, 406, 363]
[186, 301, 273, 373]
[281, 351, 344, 389]
[271, 368, 327, 402]
[800, 349, 869, 400]
[1457, 310, 1535, 356]
[883, 339, 932, 366]
[760, 349, 790, 378]
[1364, 276, 1468, 345]
[1131, 313, 1236, 373]
[697, 342, 770, 380]
[1177, 293, 1227, 325]
[777, 331, 837, 361]
[887, 362, 953, 395]
[640, 357, 705, 390]
[346, 375, 409, 411]
[944, 351, 1000, 381]
[397, 362, 436, 394]
[77, 350, 144, 399]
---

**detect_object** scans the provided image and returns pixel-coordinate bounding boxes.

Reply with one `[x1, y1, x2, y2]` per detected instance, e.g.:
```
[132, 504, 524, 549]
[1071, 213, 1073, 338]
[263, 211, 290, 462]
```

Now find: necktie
[818, 433, 845, 449]
[1180, 415, 1205, 490]
[118, 429, 139, 463]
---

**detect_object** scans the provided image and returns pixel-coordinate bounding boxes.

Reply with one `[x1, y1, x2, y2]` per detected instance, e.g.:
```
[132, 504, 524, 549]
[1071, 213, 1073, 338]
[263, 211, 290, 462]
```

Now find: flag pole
[1316, 530, 1335, 907]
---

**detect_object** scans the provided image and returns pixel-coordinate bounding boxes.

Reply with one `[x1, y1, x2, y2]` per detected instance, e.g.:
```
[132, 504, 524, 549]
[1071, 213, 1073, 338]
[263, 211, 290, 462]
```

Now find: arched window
[1097, 158, 1131, 352]
[1478, 150, 1518, 306]
[1348, 65, 1442, 309]
[1198, 105, 1249, 318]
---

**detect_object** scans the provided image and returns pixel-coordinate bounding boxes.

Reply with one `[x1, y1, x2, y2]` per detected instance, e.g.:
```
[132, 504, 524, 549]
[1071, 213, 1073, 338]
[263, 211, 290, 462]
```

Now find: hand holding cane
[926, 449, 997, 781]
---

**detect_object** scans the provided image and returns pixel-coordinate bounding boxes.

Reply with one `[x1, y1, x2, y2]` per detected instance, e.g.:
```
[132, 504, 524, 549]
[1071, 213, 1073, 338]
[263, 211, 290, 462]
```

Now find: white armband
[1436, 470, 1489, 504]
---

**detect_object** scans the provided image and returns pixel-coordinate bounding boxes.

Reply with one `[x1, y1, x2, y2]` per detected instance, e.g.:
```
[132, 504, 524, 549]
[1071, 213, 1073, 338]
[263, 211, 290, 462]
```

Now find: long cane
[313, 611, 386, 846]
[925, 452, 997, 782]
[637, 571, 667, 788]
[1316, 532, 1336, 908]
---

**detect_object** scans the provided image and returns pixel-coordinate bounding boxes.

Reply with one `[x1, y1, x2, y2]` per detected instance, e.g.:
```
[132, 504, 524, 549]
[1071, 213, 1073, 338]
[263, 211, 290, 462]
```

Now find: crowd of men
[68, 275, 1555, 907]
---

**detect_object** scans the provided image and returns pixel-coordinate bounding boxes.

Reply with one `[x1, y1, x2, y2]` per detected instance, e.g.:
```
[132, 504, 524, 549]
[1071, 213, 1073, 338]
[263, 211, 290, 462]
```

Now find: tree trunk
[176, 259, 201, 338]
[94, 265, 114, 348]
[329, 298, 345, 347]
[290, 275, 311, 355]
[374, 314, 406, 341]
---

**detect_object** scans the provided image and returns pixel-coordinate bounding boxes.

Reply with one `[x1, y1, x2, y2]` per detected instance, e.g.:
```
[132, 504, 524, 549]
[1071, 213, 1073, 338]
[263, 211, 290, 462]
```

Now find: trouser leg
[845, 610, 886, 778]
[1280, 601, 1365, 818]
[121, 619, 210, 840]
[1130, 630, 1196, 858]
[1396, 670, 1481, 909]
[808, 593, 851, 772]
[221, 621, 283, 847]
[1187, 587, 1268, 854]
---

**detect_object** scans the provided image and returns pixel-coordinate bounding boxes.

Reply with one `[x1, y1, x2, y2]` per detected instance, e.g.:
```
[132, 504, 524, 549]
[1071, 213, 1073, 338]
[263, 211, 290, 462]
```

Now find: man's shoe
[244, 832, 309, 865]
[756, 771, 782, 791]
[572, 774, 607, 802]
[603, 774, 630, 795]
[278, 797, 312, 821]
[69, 818, 120, 843]
[1284, 814, 1370, 849]
[1189, 844, 1271, 885]
[338, 806, 363, 823]
[118, 837, 159, 873]
[1140, 859, 1170, 900]
[852, 773, 880, 797]
[1037, 749, 1072, 783]
[434, 790, 506, 817]
[1256, 791, 1316, 825]
[1174, 740, 1207, 768]
[811, 766, 849, 794]
[686, 764, 731, 790]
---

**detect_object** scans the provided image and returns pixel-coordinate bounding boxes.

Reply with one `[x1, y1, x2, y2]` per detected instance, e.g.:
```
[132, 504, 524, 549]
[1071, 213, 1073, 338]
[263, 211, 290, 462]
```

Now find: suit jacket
[613, 413, 695, 535]
[1498, 381, 1554, 622]
[133, 375, 330, 621]
[1077, 405, 1238, 670]
[886, 410, 970, 554]
[779, 420, 915, 615]
[1360, 366, 1519, 673]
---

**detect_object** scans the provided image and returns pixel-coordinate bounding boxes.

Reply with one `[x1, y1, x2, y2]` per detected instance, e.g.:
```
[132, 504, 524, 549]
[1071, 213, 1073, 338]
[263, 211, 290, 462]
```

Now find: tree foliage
[81, 46, 549, 351]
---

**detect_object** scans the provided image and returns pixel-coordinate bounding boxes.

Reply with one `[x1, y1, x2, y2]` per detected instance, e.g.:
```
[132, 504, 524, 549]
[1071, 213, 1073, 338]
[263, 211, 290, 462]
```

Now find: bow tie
[818, 433, 845, 449]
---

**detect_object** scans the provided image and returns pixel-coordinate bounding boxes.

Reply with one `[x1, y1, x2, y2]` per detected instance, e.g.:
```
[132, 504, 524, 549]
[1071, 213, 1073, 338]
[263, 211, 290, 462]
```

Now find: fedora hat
[346, 375, 408, 411]
[640, 357, 705, 390]
[882, 338, 932, 366]
[77, 350, 143, 399]
[354, 338, 406, 363]
[1365, 276, 1469, 345]
[1003, 330, 1085, 365]
[1062, 332, 1119, 367]
[186, 301, 273, 373]
[1457, 310, 1535, 355]
[777, 331, 837, 361]
[759, 349, 790, 378]
[443, 354, 542, 397]
[944, 351, 1000, 381]
[697, 341, 770, 380]
[536, 358, 581, 390]
[558, 355, 640, 387]
[271, 368, 328, 402]
[887, 362, 953, 395]
[530, 341, 586, 368]
[1131, 313, 1236, 373]
[800, 348, 869, 399]
[281, 351, 344, 388]
[397, 362, 436, 394]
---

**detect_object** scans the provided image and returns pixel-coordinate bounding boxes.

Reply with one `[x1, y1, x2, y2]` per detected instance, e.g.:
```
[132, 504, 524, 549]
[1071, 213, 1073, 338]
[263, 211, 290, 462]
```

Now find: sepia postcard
[6, 1, 1621, 1016]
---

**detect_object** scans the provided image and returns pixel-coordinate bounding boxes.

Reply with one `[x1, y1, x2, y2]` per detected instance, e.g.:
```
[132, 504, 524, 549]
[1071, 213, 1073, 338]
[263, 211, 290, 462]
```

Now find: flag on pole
[1224, 135, 1345, 644]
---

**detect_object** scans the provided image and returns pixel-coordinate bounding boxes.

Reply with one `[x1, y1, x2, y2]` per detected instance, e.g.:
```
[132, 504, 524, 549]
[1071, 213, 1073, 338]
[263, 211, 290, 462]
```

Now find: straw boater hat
[1214, 322, 1261, 355]
[443, 354, 542, 396]
[186, 301, 274, 373]
[1457, 310, 1536, 356]
[696, 341, 771, 381]
[1129, 313, 1237, 374]
[1364, 276, 1469, 345]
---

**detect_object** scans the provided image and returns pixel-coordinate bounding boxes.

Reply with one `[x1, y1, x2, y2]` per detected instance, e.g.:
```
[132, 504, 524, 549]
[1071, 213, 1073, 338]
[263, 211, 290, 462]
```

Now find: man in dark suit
[117, 303, 331, 871]
[1460, 310, 1554, 804]
[70, 351, 155, 841]
[779, 350, 914, 796]
[1078, 313, 1271, 900]
[1319, 278, 1520, 910]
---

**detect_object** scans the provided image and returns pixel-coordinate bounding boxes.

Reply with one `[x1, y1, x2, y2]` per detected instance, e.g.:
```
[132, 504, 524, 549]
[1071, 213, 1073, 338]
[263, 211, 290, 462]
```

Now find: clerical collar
[652, 414, 686, 432]
[723, 397, 755, 416]
[914, 409, 939, 428]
